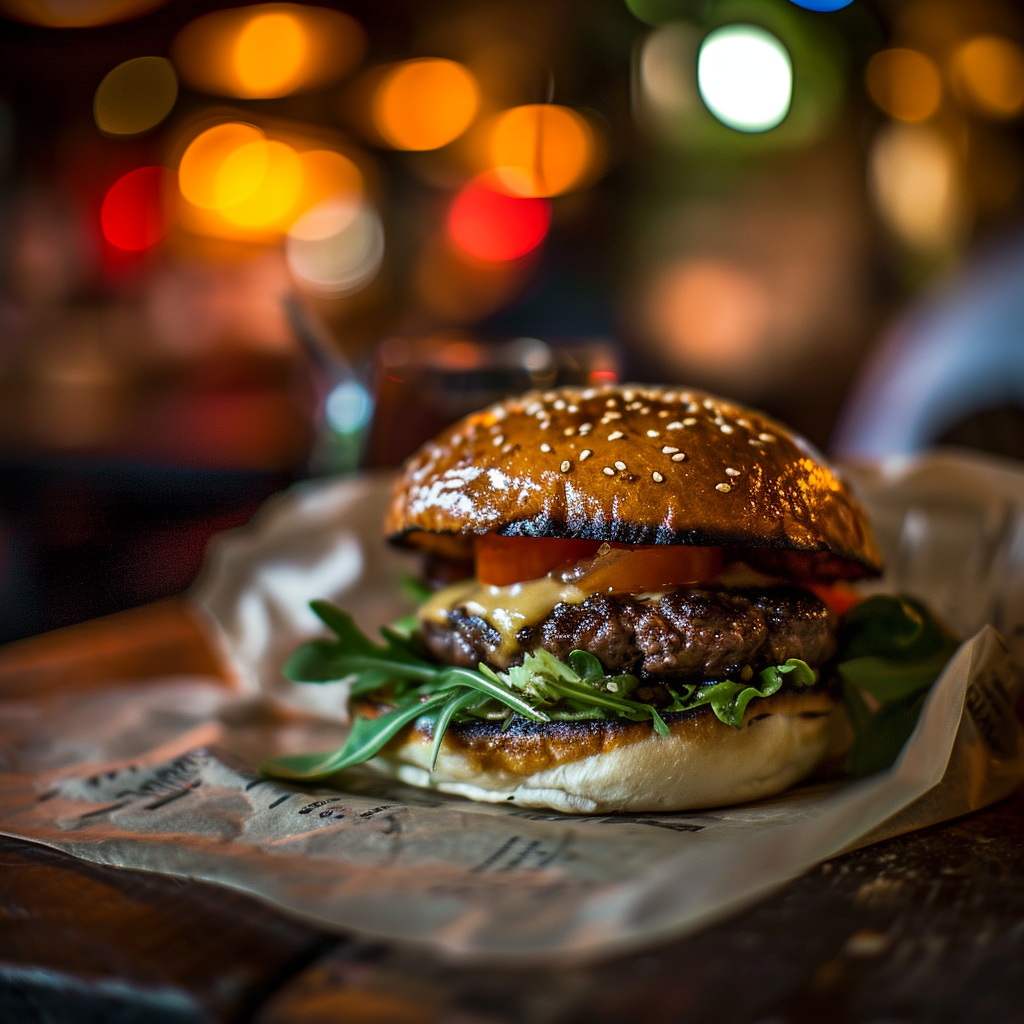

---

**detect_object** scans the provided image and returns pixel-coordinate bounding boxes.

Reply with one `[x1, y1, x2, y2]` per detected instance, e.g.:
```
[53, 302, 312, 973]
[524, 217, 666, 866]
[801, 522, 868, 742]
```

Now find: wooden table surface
[3, 600, 1023, 1024]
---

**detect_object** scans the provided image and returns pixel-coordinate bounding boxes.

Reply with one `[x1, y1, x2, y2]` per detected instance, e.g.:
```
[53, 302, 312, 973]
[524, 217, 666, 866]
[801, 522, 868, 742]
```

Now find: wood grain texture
[0, 835, 336, 1024]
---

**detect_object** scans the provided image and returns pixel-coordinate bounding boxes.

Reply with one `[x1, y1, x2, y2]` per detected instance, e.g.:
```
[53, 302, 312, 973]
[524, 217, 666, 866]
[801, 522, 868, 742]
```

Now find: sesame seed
[652, 471, 664, 483]
[640, 406, 651, 414]
[608, 430, 624, 441]
[614, 460, 627, 471]
[647, 430, 660, 438]
[666, 421, 684, 430]
[603, 466, 615, 476]
[737, 419, 750, 428]
[657, 409, 669, 418]
[671, 453, 686, 461]
[704, 399, 715, 409]
[580, 449, 593, 460]
[605, 410, 621, 419]
[606, 399, 618, 407]
[553, 400, 566, 410]
[623, 391, 635, 401]
[493, 435, 504, 445]
[560, 460, 571, 473]
[582, 388, 597, 399]
[662, 446, 679, 454]
[716, 483, 732, 493]
[539, 420, 550, 429]
[720, 424, 734, 434]
[567, 404, 579, 413]
[579, 423, 592, 434]
[540, 443, 552, 452]
[564, 427, 575, 436]
[725, 468, 740, 476]
[683, 417, 697, 426]
[502, 443, 513, 453]
[759, 432, 776, 442]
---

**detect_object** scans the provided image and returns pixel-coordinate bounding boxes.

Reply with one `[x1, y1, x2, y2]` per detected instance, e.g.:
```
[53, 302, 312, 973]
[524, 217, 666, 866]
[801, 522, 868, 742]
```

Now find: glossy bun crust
[363, 687, 848, 814]
[386, 384, 882, 578]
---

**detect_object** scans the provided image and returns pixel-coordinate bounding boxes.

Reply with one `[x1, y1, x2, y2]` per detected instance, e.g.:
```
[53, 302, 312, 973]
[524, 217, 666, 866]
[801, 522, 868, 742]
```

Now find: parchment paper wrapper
[2, 450, 1024, 962]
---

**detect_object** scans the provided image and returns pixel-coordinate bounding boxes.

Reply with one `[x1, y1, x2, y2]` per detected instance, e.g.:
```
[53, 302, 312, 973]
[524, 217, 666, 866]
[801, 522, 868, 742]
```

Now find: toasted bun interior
[385, 384, 882, 578]
[366, 688, 849, 814]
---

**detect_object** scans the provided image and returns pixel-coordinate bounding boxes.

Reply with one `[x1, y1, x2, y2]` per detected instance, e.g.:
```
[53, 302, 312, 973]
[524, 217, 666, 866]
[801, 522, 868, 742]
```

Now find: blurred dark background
[1, 0, 1022, 642]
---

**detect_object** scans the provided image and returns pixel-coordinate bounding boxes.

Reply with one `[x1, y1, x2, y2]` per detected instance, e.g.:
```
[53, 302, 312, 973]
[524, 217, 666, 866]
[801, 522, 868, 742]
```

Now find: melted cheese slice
[419, 576, 589, 664]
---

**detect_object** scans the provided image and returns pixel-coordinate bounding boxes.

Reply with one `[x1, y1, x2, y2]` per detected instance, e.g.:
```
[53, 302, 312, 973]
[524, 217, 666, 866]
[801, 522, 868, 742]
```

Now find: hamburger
[264, 384, 886, 813]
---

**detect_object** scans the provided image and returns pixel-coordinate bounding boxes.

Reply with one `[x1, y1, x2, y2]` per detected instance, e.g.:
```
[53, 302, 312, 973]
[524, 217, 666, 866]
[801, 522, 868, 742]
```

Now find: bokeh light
[950, 36, 1024, 120]
[218, 140, 303, 229]
[373, 59, 480, 151]
[639, 24, 700, 120]
[785, 0, 853, 9]
[489, 104, 596, 197]
[94, 57, 178, 137]
[648, 259, 771, 374]
[173, 4, 365, 100]
[697, 25, 792, 133]
[448, 174, 551, 261]
[178, 122, 266, 210]
[233, 11, 306, 97]
[0, 0, 165, 28]
[325, 379, 373, 433]
[866, 49, 942, 123]
[101, 166, 174, 251]
[297, 149, 363, 212]
[286, 196, 384, 295]
[869, 123, 962, 250]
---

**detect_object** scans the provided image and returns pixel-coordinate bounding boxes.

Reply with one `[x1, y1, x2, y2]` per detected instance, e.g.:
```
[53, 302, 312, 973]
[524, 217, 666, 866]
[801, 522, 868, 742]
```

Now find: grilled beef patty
[418, 587, 837, 682]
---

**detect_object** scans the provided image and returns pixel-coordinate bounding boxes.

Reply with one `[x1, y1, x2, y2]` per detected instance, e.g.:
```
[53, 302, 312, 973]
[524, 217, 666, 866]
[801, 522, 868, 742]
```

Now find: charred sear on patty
[418, 587, 837, 683]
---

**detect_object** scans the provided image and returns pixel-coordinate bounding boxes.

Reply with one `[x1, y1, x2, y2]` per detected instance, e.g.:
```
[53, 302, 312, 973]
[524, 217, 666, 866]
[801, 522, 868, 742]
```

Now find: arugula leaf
[260, 601, 839, 783]
[260, 692, 450, 781]
[843, 689, 929, 778]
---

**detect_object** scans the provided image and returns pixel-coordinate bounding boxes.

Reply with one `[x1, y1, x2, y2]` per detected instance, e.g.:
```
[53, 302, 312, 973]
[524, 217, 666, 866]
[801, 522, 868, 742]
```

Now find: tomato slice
[576, 544, 723, 594]
[805, 581, 861, 616]
[474, 535, 601, 586]
[474, 534, 723, 591]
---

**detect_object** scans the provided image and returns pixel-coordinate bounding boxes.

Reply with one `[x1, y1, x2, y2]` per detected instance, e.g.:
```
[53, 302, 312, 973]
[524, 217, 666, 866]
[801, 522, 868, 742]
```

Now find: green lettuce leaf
[835, 595, 959, 778]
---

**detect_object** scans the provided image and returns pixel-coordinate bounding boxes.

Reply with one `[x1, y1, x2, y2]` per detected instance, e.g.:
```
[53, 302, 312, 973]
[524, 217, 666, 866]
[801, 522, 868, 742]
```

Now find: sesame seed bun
[360, 686, 850, 813]
[385, 384, 882, 579]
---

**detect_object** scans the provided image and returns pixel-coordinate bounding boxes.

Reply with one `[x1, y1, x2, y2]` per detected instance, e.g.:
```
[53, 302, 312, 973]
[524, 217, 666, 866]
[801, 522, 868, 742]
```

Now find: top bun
[385, 384, 882, 578]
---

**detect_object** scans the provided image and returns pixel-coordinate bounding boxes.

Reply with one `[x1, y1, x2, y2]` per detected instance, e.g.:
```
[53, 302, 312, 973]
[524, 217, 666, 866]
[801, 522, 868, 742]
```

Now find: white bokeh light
[697, 25, 792, 133]
[286, 195, 384, 297]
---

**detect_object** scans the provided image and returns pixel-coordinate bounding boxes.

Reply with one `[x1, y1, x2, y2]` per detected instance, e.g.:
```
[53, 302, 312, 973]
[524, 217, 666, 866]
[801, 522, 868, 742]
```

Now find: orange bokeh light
[233, 11, 307, 97]
[296, 149, 363, 212]
[178, 122, 266, 209]
[489, 104, 596, 198]
[172, 3, 365, 100]
[373, 58, 480, 150]
[865, 48, 942, 123]
[951, 35, 1024, 119]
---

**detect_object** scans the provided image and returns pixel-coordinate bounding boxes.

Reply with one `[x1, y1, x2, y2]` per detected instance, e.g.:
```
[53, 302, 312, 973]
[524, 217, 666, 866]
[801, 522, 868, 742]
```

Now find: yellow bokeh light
[373, 58, 480, 151]
[94, 56, 178, 136]
[489, 104, 595, 198]
[179, 122, 265, 209]
[233, 11, 307, 98]
[865, 49, 942, 123]
[220, 140, 303, 228]
[297, 149, 363, 213]
[951, 35, 1024, 119]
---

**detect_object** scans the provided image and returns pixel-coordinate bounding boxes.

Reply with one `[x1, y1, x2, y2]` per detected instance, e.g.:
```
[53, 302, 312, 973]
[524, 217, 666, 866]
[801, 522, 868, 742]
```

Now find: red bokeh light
[100, 166, 173, 251]
[447, 175, 551, 261]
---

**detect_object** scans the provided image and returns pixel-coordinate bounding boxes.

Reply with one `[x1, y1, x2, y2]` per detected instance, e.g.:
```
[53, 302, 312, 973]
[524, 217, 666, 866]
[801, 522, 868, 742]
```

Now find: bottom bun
[365, 687, 850, 814]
